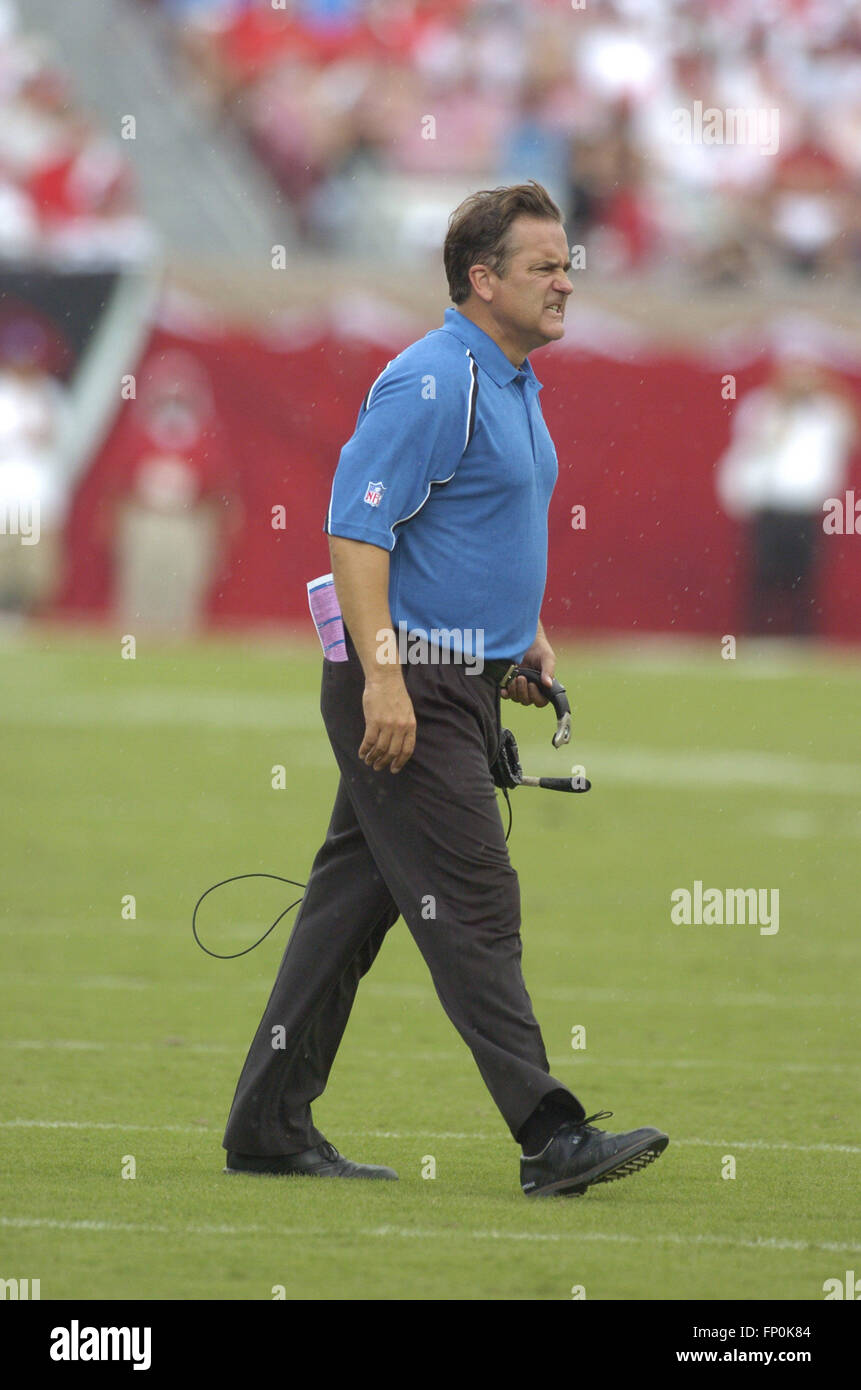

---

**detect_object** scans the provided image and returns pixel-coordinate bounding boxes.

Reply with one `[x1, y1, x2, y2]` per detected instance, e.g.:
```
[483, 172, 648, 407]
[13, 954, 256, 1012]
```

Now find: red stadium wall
[57, 319, 861, 640]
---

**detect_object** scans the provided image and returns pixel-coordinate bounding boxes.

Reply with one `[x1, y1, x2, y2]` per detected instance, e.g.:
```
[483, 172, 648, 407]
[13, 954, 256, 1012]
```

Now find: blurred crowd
[140, 0, 861, 280]
[0, 0, 151, 266]
[2, 0, 860, 280]
[2, 0, 860, 630]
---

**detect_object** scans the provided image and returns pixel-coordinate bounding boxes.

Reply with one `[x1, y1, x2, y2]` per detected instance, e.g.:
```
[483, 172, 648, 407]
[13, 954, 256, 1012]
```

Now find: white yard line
[536, 986, 857, 1009]
[1, 1119, 211, 1134]
[1, 680, 860, 795]
[0, 1038, 856, 1075]
[1, 969, 857, 1011]
[0, 1039, 856, 1074]
[0, 1119, 858, 1155]
[515, 742, 861, 796]
[1, 1214, 857, 1255]
[0, 1039, 234, 1053]
[2, 690, 321, 730]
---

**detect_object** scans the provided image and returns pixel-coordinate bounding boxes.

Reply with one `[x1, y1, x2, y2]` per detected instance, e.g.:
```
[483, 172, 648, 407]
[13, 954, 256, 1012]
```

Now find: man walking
[222, 181, 668, 1197]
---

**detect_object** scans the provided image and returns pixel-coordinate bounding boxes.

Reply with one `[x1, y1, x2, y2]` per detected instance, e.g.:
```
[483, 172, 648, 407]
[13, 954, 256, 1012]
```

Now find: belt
[480, 659, 520, 687]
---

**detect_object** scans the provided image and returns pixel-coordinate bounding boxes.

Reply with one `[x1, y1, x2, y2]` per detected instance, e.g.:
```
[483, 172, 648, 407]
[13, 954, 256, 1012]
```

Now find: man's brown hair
[444, 181, 564, 305]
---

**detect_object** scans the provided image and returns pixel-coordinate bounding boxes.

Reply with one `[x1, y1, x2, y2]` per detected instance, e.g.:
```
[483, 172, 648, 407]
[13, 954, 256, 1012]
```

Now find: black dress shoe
[521, 1111, 668, 1197]
[224, 1141, 398, 1181]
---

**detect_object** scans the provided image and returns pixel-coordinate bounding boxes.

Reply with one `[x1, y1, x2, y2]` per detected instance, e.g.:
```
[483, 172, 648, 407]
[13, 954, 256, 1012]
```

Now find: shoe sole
[523, 1134, 669, 1198]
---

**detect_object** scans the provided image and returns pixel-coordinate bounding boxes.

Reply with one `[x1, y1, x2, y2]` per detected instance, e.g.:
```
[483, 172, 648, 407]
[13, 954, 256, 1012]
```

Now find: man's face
[480, 216, 574, 358]
[775, 357, 825, 399]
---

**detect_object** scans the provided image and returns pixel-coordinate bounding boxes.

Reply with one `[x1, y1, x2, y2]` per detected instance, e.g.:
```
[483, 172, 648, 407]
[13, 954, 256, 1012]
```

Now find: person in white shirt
[0, 320, 68, 614]
[716, 354, 858, 635]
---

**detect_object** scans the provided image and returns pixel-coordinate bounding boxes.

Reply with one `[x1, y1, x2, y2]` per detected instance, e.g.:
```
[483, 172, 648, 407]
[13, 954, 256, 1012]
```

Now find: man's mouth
[546, 304, 564, 317]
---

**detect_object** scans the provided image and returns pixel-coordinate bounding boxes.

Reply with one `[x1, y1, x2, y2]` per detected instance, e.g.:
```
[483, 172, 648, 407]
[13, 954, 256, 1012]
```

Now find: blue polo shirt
[324, 307, 558, 661]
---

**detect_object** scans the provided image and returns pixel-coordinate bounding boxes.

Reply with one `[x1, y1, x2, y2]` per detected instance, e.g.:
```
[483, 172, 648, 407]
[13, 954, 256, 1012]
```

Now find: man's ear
[468, 262, 495, 304]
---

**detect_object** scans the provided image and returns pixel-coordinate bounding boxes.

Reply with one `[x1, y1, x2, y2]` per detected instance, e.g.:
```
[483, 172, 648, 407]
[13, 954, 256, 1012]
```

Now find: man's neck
[454, 303, 528, 370]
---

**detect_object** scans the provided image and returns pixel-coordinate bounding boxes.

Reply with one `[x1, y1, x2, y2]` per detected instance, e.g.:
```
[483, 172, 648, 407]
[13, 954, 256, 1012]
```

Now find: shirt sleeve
[324, 345, 477, 551]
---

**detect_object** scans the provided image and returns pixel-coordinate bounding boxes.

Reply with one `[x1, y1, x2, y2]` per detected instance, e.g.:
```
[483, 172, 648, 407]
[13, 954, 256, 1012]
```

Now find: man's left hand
[500, 635, 556, 707]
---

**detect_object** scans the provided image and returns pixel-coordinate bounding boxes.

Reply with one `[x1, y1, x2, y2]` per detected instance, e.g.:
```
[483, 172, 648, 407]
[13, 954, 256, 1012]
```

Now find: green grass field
[1, 626, 859, 1301]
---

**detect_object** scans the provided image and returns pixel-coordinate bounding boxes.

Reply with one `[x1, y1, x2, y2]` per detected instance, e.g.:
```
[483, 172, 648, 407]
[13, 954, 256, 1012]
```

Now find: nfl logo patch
[364, 480, 385, 507]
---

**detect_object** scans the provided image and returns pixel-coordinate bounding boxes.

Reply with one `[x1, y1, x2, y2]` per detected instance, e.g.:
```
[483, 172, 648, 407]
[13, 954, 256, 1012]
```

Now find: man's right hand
[360, 675, 417, 773]
[326, 535, 417, 772]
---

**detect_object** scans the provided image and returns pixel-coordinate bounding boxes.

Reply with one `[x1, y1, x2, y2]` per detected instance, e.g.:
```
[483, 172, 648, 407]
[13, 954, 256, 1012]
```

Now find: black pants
[748, 509, 821, 636]
[222, 635, 585, 1156]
